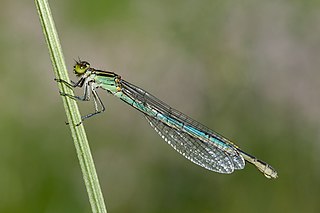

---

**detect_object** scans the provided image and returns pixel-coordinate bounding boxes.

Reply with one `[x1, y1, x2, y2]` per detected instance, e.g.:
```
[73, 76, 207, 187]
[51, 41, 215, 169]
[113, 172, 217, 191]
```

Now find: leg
[56, 78, 106, 125]
[55, 78, 84, 88]
[59, 79, 91, 101]
[80, 89, 105, 121]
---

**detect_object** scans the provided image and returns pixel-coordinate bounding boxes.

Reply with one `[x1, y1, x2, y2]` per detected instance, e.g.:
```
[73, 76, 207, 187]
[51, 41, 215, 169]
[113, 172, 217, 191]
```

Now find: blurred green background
[1, 0, 320, 212]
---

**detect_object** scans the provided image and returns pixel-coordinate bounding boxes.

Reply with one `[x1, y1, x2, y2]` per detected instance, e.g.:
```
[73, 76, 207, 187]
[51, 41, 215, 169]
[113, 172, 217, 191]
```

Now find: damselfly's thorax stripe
[92, 69, 119, 78]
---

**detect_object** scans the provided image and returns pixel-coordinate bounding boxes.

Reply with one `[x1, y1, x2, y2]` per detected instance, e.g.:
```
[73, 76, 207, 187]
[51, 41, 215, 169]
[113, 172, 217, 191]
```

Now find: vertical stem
[34, 0, 107, 212]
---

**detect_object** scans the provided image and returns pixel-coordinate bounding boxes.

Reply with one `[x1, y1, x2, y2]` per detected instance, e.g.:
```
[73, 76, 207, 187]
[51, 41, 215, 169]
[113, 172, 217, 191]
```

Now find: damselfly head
[74, 60, 90, 76]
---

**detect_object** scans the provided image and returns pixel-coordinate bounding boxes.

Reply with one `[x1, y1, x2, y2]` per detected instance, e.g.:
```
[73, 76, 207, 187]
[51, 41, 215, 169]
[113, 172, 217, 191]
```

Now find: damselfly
[56, 60, 278, 179]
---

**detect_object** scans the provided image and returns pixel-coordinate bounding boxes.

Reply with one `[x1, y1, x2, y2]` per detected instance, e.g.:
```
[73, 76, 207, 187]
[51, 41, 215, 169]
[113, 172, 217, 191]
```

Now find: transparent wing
[121, 79, 243, 155]
[145, 115, 245, 174]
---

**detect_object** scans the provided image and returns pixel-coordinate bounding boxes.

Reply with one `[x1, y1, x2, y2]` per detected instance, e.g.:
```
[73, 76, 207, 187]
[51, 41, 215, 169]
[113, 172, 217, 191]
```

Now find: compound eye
[74, 61, 90, 75]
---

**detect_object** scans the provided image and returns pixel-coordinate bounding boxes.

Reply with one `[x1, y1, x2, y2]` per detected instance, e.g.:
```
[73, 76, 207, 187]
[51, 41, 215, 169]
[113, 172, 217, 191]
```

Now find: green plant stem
[35, 0, 107, 212]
